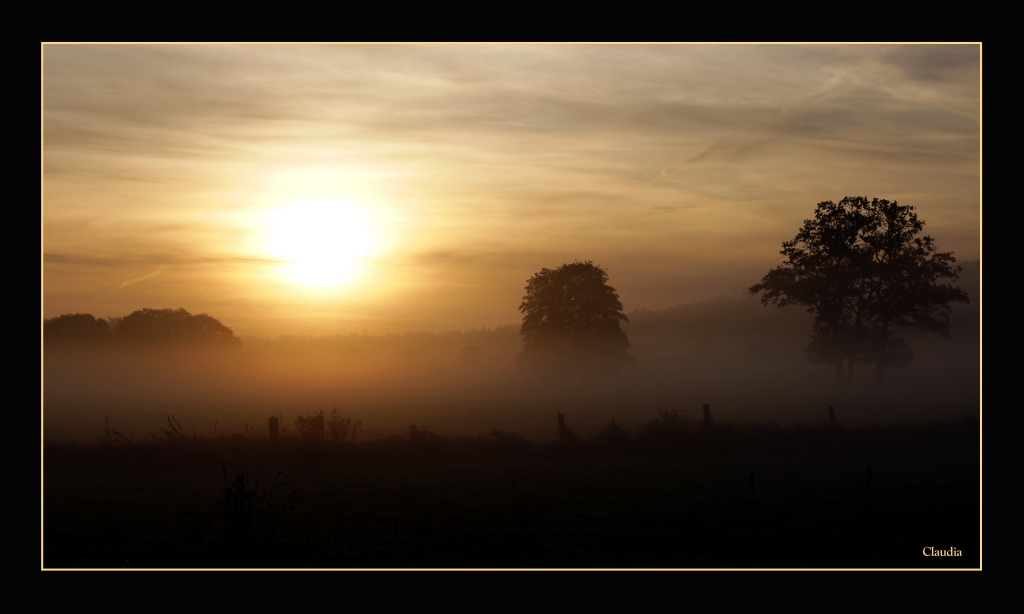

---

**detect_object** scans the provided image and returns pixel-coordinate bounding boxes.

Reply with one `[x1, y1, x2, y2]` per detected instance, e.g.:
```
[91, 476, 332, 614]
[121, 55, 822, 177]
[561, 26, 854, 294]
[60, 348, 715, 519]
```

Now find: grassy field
[43, 419, 980, 569]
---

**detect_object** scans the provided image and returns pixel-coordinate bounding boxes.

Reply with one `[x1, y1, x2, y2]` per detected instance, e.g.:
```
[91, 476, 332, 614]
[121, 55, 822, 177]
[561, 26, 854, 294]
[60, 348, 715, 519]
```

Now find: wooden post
[269, 416, 279, 443]
[703, 404, 711, 425]
[829, 405, 835, 424]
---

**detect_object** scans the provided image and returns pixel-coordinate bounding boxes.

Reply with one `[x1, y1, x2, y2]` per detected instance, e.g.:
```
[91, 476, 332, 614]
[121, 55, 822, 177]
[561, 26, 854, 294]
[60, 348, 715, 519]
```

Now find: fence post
[269, 416, 279, 444]
[703, 404, 711, 425]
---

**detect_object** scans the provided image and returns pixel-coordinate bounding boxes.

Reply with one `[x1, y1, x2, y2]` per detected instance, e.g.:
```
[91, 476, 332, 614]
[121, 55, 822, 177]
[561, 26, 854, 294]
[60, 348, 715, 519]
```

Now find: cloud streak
[115, 267, 165, 289]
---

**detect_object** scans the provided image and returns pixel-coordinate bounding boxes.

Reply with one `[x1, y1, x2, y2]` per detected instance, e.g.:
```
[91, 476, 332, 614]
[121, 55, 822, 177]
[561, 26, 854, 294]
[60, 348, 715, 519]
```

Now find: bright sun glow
[267, 200, 374, 287]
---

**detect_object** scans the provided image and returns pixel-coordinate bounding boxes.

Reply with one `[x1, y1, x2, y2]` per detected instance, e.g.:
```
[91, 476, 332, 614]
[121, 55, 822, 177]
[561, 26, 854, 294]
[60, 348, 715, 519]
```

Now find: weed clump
[295, 408, 361, 443]
[638, 408, 691, 444]
[218, 462, 292, 562]
[489, 428, 528, 447]
[294, 411, 325, 441]
[590, 418, 631, 447]
[327, 408, 361, 443]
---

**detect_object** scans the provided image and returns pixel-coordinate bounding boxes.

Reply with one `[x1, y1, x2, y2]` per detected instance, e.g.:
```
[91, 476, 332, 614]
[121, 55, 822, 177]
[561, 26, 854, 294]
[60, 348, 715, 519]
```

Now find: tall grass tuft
[157, 415, 190, 445]
[101, 416, 133, 447]
[217, 462, 292, 562]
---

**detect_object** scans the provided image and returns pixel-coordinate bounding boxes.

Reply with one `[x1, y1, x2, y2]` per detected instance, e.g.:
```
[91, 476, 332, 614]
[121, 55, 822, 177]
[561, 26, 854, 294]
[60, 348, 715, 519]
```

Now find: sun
[267, 199, 374, 287]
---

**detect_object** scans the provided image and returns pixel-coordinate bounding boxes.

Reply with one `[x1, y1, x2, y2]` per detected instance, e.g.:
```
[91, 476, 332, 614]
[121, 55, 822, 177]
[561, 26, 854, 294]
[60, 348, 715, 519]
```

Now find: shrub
[294, 408, 361, 443]
[326, 407, 361, 443]
[294, 411, 326, 442]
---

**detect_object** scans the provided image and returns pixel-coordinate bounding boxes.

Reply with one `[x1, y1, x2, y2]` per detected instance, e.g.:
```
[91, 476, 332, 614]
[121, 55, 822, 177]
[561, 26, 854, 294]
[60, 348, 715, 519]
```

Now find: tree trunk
[832, 323, 845, 383]
[847, 316, 866, 383]
[875, 321, 888, 384]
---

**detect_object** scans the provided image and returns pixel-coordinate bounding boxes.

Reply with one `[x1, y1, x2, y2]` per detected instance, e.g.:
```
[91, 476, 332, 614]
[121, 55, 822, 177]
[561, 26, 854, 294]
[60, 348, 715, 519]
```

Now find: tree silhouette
[804, 318, 912, 376]
[111, 308, 242, 349]
[518, 261, 632, 375]
[749, 198, 873, 382]
[859, 198, 969, 382]
[750, 197, 968, 383]
[44, 313, 110, 349]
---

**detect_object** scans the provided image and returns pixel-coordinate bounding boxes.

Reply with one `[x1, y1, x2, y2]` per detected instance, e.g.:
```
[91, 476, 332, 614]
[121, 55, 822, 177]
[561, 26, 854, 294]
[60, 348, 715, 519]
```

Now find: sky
[42, 44, 981, 337]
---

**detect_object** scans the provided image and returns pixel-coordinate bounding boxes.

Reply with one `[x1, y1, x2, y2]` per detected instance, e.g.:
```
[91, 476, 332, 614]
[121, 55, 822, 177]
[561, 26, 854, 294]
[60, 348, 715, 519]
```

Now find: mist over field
[43, 263, 978, 443]
[41, 44, 982, 569]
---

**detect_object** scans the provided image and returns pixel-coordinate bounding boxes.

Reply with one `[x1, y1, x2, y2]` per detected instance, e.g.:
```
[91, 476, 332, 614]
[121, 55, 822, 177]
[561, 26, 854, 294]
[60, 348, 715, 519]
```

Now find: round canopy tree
[517, 261, 632, 375]
[111, 308, 242, 349]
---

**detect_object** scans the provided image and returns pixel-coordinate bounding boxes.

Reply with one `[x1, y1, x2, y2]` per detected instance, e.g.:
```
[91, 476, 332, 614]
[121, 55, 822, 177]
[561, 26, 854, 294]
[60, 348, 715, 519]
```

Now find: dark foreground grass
[43, 418, 980, 568]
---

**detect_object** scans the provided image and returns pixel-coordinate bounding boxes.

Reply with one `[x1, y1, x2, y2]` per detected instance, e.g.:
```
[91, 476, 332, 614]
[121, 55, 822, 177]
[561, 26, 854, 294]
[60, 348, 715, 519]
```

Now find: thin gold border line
[39, 41, 983, 572]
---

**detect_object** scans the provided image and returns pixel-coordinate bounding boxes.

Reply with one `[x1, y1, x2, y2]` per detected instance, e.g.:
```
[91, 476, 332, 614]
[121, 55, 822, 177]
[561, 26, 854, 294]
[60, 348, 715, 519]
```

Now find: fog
[43, 263, 979, 443]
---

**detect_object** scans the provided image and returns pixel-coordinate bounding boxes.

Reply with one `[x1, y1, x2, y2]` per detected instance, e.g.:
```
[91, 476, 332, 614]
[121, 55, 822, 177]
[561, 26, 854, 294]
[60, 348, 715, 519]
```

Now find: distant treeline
[43, 261, 976, 360]
[44, 308, 242, 350]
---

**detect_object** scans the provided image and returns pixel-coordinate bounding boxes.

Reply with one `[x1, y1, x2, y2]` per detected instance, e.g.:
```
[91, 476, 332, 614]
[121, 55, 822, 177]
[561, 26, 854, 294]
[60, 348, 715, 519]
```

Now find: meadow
[42, 44, 981, 571]
[43, 415, 979, 569]
[42, 285, 981, 569]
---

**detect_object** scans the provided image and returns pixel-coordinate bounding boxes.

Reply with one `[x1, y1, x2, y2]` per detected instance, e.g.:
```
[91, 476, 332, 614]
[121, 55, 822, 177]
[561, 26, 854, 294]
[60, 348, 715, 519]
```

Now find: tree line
[45, 196, 970, 386]
[44, 308, 242, 350]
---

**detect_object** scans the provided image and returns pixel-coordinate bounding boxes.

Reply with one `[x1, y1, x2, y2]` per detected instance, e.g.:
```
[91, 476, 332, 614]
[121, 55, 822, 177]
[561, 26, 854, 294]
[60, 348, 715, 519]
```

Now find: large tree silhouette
[749, 198, 873, 382]
[750, 197, 968, 383]
[859, 199, 969, 382]
[112, 308, 242, 349]
[518, 261, 632, 375]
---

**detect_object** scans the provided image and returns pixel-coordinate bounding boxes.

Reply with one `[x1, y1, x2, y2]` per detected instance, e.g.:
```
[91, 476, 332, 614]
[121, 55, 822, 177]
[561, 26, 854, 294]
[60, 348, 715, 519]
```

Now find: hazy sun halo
[267, 200, 374, 287]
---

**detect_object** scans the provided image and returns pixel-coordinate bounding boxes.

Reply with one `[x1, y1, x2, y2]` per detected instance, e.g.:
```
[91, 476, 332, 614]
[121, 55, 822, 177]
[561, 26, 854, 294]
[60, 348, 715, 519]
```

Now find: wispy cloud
[42, 44, 981, 335]
[45, 253, 283, 267]
[115, 267, 165, 290]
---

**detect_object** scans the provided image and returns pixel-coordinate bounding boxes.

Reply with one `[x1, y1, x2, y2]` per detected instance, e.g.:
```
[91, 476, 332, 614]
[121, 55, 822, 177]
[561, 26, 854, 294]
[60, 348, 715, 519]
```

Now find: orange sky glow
[43, 44, 981, 337]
